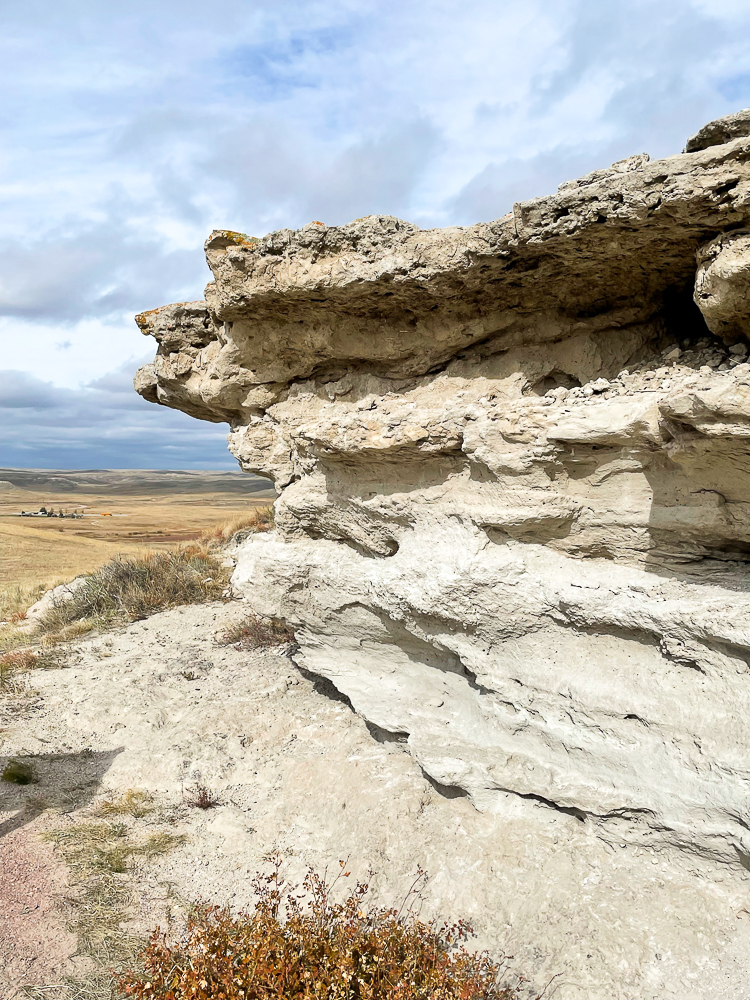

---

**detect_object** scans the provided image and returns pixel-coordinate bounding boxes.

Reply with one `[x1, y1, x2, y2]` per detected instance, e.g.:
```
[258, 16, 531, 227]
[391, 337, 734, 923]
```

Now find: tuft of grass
[37, 548, 230, 635]
[0, 622, 35, 657]
[0, 645, 71, 691]
[200, 505, 274, 546]
[183, 783, 220, 810]
[2, 758, 36, 784]
[0, 582, 47, 623]
[94, 789, 155, 820]
[0, 648, 35, 690]
[117, 857, 531, 1000]
[217, 612, 295, 650]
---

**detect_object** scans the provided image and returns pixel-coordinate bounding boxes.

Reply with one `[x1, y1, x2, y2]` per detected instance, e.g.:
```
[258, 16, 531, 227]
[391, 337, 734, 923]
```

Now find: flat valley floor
[0, 468, 275, 592]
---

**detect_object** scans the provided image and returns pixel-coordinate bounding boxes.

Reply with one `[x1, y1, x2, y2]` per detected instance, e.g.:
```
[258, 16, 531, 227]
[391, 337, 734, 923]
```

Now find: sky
[1, 0, 750, 470]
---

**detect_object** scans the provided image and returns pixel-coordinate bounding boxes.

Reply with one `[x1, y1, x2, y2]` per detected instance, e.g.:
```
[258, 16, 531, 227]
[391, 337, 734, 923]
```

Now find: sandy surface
[0, 816, 85, 998]
[2, 601, 750, 999]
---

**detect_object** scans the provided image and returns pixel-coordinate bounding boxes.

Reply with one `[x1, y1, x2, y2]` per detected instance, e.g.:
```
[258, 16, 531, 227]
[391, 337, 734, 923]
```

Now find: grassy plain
[0, 469, 275, 594]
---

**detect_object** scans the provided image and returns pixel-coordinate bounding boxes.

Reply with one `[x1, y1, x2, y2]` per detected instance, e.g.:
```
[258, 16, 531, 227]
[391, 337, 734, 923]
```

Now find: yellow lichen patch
[134, 306, 167, 333]
[216, 229, 259, 246]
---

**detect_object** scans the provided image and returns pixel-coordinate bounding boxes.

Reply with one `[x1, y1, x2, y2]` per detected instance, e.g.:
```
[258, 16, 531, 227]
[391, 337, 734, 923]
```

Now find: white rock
[133, 112, 750, 999]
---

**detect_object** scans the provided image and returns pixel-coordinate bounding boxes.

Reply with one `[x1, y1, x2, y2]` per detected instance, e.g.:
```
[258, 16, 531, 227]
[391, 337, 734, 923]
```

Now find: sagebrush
[117, 858, 530, 1000]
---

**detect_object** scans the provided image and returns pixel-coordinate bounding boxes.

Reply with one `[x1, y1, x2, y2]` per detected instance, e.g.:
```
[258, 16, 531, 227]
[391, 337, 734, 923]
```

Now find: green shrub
[2, 759, 35, 784]
[117, 858, 529, 1000]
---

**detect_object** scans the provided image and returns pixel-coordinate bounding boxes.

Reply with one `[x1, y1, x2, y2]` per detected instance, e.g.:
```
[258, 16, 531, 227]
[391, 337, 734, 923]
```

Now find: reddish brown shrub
[0, 649, 37, 687]
[183, 783, 220, 810]
[116, 859, 529, 1000]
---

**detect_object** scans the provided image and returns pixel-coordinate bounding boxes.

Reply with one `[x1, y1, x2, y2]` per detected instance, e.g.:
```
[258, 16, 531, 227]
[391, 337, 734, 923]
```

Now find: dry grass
[0, 623, 32, 657]
[0, 482, 273, 593]
[36, 547, 230, 636]
[200, 504, 274, 546]
[93, 789, 156, 820]
[217, 612, 295, 650]
[0, 483, 275, 657]
[0, 582, 48, 623]
[0, 649, 36, 687]
[39, 803, 187, 999]
[0, 518, 140, 594]
[0, 646, 66, 691]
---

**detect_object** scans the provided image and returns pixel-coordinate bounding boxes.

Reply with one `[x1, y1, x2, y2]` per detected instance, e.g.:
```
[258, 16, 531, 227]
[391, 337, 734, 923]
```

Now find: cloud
[0, 211, 208, 323]
[2, 0, 750, 467]
[447, 147, 603, 226]
[0, 364, 238, 470]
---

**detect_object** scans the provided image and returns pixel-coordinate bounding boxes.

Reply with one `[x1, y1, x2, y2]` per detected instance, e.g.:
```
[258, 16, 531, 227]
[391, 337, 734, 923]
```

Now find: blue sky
[1, 0, 750, 469]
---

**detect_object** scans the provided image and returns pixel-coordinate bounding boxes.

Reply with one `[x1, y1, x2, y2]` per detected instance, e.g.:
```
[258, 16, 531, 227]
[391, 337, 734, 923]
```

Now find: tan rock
[133, 111, 750, 1000]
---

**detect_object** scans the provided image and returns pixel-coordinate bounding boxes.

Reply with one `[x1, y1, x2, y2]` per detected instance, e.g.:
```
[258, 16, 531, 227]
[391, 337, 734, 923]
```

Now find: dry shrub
[184, 783, 220, 810]
[217, 612, 295, 650]
[38, 549, 229, 633]
[201, 505, 275, 546]
[117, 859, 529, 1000]
[0, 648, 36, 689]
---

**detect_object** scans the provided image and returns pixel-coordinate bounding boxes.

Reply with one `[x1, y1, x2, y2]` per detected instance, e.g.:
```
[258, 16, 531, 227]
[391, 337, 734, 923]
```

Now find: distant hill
[0, 468, 275, 496]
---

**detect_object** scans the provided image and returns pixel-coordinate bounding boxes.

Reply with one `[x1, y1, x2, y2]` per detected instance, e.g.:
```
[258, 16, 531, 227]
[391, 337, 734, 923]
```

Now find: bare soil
[3, 601, 750, 1000]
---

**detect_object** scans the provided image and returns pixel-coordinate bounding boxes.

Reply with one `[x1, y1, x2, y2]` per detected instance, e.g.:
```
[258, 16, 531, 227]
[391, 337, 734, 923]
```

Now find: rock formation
[135, 110, 750, 990]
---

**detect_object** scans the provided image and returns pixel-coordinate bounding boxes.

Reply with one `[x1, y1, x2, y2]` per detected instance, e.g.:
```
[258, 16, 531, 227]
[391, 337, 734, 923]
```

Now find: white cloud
[0, 319, 149, 389]
[1, 0, 750, 465]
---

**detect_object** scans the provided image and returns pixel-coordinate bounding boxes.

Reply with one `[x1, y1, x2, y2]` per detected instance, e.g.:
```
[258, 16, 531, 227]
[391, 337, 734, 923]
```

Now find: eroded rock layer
[136, 113, 750, 880]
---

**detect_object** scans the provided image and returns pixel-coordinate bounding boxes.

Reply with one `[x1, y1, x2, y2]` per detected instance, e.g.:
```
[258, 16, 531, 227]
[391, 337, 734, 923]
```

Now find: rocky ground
[1, 599, 750, 1000]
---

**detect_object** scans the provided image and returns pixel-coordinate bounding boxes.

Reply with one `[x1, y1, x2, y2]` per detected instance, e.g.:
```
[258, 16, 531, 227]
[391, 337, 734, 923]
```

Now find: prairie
[0, 468, 274, 594]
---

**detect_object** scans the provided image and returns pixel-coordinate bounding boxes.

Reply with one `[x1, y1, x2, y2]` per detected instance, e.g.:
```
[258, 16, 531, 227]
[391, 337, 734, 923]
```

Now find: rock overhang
[136, 130, 750, 397]
[133, 110, 750, 882]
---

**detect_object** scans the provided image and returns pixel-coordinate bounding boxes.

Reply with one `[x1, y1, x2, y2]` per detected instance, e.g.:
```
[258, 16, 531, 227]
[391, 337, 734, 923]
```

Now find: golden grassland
[0, 485, 273, 593]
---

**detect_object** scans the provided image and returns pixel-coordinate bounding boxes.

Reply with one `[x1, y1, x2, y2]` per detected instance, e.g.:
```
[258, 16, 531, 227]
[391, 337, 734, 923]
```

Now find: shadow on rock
[0, 747, 125, 838]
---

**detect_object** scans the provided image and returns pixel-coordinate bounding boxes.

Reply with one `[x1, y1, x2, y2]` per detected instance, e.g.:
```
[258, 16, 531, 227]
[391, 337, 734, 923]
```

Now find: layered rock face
[136, 113, 750, 879]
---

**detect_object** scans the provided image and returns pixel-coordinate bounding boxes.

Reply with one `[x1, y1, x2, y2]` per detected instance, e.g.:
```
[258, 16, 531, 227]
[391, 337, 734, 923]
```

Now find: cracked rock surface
[134, 112, 750, 998]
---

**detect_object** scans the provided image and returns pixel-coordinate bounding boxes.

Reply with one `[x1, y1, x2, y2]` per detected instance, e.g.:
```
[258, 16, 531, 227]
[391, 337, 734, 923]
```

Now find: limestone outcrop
[135, 112, 750, 991]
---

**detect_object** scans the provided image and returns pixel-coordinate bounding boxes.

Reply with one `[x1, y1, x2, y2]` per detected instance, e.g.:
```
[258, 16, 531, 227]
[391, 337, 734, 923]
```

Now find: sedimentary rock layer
[135, 112, 750, 876]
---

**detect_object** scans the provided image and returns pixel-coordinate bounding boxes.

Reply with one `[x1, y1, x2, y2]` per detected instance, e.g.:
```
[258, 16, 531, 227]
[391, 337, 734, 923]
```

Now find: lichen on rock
[134, 110, 750, 994]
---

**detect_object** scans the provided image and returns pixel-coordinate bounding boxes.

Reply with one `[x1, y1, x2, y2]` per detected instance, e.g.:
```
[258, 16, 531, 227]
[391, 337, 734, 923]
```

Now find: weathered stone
[135, 111, 750, 1000]
[694, 230, 750, 342]
[684, 107, 750, 152]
